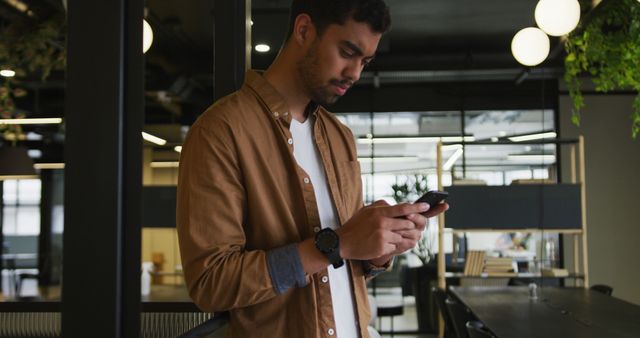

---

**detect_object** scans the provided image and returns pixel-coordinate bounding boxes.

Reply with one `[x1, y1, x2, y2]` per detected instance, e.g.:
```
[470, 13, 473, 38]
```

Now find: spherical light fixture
[535, 0, 581, 36]
[511, 27, 550, 66]
[143, 19, 153, 53]
[0, 69, 16, 77]
[255, 44, 270, 53]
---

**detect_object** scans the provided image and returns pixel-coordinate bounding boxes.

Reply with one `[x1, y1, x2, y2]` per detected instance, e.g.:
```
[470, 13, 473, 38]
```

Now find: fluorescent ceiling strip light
[34, 163, 65, 169]
[0, 118, 62, 125]
[357, 136, 475, 144]
[507, 155, 556, 162]
[150, 161, 179, 168]
[174, 146, 182, 153]
[142, 132, 167, 146]
[357, 156, 419, 163]
[508, 132, 557, 142]
[442, 136, 476, 142]
[0, 174, 39, 180]
[443, 148, 464, 171]
[0, 69, 16, 77]
[5, 0, 28, 12]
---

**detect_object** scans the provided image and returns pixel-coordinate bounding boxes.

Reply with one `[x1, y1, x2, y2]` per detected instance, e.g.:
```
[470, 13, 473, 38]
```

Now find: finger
[406, 213, 428, 229]
[394, 229, 423, 240]
[402, 238, 419, 251]
[383, 243, 397, 256]
[370, 200, 390, 207]
[382, 202, 429, 218]
[386, 231, 404, 245]
[421, 202, 449, 218]
[384, 218, 416, 232]
[394, 239, 418, 255]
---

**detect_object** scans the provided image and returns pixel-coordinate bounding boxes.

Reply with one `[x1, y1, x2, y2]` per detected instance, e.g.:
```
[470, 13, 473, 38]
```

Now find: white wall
[559, 92, 640, 305]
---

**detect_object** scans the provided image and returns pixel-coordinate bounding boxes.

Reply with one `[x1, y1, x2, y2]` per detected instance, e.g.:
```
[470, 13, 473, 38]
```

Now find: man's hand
[336, 200, 429, 261]
[369, 200, 449, 266]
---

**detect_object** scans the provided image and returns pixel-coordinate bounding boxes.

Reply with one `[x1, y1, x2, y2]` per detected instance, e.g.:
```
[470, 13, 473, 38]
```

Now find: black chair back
[590, 284, 613, 296]
[432, 287, 456, 338]
[466, 320, 495, 338]
[445, 298, 474, 338]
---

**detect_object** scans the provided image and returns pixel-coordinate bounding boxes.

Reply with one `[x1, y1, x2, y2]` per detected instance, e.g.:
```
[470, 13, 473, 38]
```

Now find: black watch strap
[315, 228, 344, 269]
[327, 248, 344, 269]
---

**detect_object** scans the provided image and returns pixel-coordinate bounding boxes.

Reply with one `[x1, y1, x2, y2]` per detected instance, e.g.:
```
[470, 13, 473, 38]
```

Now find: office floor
[373, 287, 437, 338]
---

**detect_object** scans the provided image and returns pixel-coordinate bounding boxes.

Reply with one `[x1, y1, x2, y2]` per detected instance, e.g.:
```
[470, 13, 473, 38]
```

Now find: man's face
[297, 19, 382, 106]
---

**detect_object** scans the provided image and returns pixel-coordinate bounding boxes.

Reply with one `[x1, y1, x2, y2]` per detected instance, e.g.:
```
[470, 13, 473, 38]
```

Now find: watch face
[316, 230, 338, 252]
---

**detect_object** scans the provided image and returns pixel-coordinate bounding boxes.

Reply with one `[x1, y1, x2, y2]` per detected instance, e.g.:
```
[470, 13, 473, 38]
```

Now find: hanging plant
[0, 82, 28, 144]
[564, 0, 640, 138]
[0, 14, 66, 143]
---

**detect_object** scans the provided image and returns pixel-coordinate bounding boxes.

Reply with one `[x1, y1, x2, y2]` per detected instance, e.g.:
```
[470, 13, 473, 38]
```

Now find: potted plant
[564, 0, 640, 138]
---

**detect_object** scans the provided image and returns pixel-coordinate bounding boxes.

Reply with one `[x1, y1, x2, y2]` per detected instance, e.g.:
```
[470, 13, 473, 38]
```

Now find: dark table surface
[450, 286, 640, 338]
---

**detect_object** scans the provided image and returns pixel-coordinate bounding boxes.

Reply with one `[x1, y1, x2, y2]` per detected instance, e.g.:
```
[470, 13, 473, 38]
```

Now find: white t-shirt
[290, 115, 359, 338]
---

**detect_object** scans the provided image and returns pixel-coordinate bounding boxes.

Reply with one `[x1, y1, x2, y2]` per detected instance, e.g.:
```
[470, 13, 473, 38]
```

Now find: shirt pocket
[337, 160, 362, 217]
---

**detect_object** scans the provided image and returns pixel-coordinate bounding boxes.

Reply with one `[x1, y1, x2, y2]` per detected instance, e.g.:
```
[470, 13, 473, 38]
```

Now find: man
[177, 1, 448, 337]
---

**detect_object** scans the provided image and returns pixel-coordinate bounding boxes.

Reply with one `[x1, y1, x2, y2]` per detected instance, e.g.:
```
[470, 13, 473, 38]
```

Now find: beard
[297, 42, 346, 106]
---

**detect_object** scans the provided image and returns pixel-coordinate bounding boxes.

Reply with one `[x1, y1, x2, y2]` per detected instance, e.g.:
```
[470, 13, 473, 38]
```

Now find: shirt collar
[244, 70, 320, 124]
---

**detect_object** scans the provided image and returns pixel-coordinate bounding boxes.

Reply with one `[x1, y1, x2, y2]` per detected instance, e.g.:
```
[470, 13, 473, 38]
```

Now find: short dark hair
[286, 0, 391, 39]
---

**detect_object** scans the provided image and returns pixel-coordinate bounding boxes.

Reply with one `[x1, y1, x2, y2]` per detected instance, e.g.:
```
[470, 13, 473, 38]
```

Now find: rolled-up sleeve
[177, 121, 278, 312]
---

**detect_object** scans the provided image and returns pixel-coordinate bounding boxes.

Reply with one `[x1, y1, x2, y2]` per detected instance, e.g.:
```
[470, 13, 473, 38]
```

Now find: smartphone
[415, 190, 449, 209]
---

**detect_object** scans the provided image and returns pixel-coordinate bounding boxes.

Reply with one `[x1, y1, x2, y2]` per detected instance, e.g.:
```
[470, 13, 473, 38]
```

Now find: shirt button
[273, 112, 279, 117]
[287, 138, 293, 145]
[328, 328, 335, 336]
[303, 177, 310, 184]
[321, 276, 329, 283]
[313, 227, 320, 233]
[283, 112, 289, 116]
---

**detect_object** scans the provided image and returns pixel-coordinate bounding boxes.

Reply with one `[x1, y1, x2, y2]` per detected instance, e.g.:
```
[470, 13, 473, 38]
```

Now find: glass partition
[336, 108, 562, 281]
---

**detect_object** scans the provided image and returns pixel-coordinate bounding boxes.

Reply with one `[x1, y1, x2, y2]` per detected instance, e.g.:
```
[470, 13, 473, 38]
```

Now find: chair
[590, 284, 613, 296]
[432, 287, 456, 338]
[377, 304, 404, 337]
[466, 320, 495, 338]
[445, 298, 474, 338]
[16, 271, 39, 297]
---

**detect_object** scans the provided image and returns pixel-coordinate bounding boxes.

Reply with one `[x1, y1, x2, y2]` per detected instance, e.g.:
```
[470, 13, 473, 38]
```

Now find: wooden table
[450, 286, 640, 338]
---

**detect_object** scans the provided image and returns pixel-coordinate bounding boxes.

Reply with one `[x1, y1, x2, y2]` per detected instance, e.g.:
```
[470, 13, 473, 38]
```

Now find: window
[2, 179, 41, 236]
[336, 109, 560, 265]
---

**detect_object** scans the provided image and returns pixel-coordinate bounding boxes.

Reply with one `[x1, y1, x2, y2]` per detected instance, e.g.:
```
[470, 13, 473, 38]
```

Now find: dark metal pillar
[38, 170, 53, 286]
[213, 0, 251, 101]
[63, 0, 143, 336]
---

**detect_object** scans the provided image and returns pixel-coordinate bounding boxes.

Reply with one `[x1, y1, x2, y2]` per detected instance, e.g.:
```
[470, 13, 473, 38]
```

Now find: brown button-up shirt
[177, 70, 374, 337]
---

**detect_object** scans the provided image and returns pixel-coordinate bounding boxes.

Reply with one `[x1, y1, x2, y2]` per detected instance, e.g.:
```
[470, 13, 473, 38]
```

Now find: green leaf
[564, 0, 640, 139]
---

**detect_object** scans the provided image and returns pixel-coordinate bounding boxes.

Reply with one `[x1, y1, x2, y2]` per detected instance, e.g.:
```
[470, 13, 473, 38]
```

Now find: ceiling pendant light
[511, 27, 550, 66]
[534, 0, 581, 36]
[143, 19, 153, 53]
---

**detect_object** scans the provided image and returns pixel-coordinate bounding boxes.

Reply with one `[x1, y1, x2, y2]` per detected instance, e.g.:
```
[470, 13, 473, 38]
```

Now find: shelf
[450, 228, 583, 234]
[444, 272, 585, 279]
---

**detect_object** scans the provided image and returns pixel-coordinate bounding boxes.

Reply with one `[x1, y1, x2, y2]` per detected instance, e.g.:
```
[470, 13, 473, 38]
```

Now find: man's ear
[292, 13, 316, 46]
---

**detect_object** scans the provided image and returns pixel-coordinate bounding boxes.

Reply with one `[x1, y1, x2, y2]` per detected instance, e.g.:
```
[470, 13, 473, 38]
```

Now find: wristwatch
[314, 228, 344, 269]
